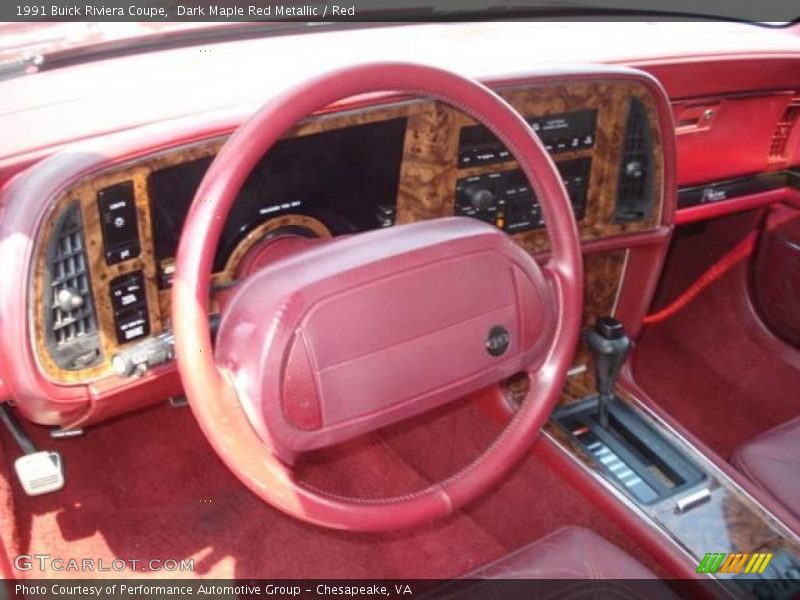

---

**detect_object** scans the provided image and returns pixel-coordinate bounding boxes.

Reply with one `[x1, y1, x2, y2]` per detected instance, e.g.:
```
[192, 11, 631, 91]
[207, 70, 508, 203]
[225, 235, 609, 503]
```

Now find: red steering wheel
[173, 63, 583, 532]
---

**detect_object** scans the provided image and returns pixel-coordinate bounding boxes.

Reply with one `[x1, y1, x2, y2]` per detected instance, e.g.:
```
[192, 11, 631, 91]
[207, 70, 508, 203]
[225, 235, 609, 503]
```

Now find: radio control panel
[455, 109, 597, 233]
[458, 109, 597, 169]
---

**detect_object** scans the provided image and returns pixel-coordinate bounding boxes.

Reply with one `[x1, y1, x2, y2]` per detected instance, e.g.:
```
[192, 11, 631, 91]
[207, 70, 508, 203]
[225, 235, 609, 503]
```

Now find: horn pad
[215, 217, 554, 463]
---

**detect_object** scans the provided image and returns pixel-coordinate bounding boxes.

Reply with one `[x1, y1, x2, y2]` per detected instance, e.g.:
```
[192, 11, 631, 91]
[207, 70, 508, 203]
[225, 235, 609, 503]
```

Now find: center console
[553, 318, 708, 506]
[545, 317, 800, 598]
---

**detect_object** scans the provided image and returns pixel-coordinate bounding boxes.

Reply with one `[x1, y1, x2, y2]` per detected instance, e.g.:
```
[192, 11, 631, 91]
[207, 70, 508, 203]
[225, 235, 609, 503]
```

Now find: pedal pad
[14, 451, 65, 496]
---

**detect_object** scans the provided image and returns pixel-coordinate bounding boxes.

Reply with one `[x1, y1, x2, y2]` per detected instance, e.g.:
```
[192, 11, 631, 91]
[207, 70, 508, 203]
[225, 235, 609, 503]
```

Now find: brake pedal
[0, 403, 65, 496]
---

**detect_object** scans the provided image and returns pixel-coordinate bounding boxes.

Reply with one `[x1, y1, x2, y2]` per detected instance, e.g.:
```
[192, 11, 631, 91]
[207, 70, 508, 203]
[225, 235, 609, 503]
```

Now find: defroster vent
[614, 97, 654, 223]
[44, 204, 102, 370]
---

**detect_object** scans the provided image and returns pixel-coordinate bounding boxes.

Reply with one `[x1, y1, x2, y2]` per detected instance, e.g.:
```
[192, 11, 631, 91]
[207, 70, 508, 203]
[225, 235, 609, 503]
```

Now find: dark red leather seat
[470, 526, 671, 581]
[733, 416, 800, 519]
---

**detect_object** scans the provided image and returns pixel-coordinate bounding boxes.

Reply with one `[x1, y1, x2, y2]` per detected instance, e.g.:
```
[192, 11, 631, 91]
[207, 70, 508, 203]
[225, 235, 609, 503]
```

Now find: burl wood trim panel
[33, 78, 664, 383]
[32, 140, 224, 383]
[563, 248, 628, 401]
[395, 80, 665, 255]
[31, 103, 420, 383]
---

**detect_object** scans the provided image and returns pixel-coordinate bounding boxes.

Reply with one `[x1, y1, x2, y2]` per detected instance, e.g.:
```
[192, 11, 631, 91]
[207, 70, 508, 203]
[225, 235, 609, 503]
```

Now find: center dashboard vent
[614, 96, 654, 223]
[44, 204, 102, 371]
[768, 95, 800, 168]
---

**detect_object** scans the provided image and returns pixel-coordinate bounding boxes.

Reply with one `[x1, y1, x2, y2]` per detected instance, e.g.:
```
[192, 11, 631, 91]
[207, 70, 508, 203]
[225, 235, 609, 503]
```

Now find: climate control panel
[455, 158, 591, 233]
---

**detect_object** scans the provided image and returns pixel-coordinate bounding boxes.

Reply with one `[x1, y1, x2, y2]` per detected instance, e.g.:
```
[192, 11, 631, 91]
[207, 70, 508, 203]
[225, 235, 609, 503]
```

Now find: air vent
[614, 97, 654, 223]
[44, 204, 102, 370]
[767, 96, 800, 168]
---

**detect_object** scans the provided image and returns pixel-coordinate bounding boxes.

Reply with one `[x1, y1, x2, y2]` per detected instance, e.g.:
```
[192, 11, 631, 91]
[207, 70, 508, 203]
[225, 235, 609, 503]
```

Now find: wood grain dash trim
[32, 78, 665, 384]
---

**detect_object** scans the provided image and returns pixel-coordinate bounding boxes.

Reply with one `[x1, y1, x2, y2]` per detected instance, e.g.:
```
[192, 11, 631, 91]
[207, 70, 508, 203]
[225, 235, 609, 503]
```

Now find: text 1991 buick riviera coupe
[0, 16, 799, 598]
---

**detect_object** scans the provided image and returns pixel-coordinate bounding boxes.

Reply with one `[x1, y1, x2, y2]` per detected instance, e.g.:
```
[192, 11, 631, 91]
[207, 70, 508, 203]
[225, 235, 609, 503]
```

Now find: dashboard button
[458, 149, 477, 168]
[98, 181, 141, 265]
[114, 306, 150, 344]
[474, 149, 497, 163]
[110, 271, 146, 314]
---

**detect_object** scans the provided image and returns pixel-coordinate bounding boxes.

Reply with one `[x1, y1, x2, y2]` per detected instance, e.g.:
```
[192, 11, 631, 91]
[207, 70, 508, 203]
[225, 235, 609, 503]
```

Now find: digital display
[458, 109, 598, 168]
[527, 109, 598, 152]
[148, 117, 408, 276]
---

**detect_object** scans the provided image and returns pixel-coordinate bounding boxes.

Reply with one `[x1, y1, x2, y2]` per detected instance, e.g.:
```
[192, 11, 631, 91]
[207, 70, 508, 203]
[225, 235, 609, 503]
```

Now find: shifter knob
[586, 316, 632, 428]
[595, 316, 626, 340]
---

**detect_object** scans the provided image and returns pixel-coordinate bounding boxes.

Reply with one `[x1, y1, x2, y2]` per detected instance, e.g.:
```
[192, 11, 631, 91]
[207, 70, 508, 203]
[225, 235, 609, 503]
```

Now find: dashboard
[1, 21, 798, 578]
[4, 68, 674, 426]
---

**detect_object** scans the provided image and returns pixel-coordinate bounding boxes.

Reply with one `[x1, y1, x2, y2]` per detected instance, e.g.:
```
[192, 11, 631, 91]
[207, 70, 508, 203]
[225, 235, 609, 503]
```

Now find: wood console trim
[566, 248, 629, 400]
[32, 77, 666, 383]
[544, 389, 800, 577]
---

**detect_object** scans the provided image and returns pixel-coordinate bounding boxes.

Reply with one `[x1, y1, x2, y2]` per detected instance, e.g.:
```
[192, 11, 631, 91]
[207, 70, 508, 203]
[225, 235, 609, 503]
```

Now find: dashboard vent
[768, 96, 800, 168]
[44, 204, 102, 370]
[614, 97, 654, 223]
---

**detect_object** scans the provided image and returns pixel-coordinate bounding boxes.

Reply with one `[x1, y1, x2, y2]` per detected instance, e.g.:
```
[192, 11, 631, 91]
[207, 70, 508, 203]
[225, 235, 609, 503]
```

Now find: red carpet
[634, 210, 800, 460]
[1, 396, 652, 579]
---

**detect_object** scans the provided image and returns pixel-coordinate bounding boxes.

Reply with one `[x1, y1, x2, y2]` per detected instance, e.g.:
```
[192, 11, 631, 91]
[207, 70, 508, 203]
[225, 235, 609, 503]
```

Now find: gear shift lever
[586, 316, 632, 429]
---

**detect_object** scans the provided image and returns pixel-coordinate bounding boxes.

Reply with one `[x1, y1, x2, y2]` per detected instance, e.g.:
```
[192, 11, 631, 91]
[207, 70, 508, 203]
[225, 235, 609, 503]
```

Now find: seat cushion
[428, 526, 682, 599]
[470, 526, 662, 579]
[733, 416, 800, 519]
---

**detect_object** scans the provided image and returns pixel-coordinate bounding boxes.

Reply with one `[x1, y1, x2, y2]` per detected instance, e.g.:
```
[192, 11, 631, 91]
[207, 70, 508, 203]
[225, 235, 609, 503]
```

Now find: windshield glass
[0, 22, 191, 59]
[0, 18, 795, 79]
[0, 22, 289, 75]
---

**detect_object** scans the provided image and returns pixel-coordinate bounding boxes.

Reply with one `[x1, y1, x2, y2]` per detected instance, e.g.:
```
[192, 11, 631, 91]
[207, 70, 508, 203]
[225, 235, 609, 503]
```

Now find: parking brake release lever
[586, 316, 631, 429]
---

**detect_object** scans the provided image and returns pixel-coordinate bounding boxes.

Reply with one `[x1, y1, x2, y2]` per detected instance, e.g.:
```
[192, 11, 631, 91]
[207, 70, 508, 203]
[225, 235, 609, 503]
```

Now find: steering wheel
[173, 63, 583, 532]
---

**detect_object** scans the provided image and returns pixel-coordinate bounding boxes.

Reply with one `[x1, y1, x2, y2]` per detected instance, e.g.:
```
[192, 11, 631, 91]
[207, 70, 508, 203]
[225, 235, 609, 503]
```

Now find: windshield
[0, 17, 796, 79]
[0, 22, 194, 60]
[0, 22, 302, 76]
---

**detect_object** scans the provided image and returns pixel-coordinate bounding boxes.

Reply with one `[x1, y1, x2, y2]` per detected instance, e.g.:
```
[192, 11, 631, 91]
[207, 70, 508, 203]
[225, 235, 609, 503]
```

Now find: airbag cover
[215, 217, 553, 461]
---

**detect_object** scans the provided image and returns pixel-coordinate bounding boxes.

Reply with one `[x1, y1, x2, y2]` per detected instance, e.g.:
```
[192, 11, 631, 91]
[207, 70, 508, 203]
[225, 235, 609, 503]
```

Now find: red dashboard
[0, 22, 799, 431]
